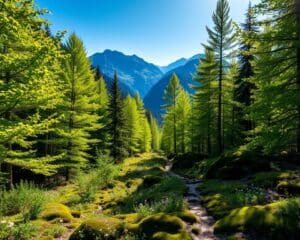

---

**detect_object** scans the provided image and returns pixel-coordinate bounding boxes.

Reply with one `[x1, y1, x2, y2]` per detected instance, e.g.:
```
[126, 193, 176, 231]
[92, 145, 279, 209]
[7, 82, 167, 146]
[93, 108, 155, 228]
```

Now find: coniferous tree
[162, 74, 182, 154]
[60, 34, 101, 179]
[192, 49, 218, 155]
[176, 90, 191, 154]
[0, 0, 65, 186]
[150, 114, 160, 151]
[245, 0, 300, 153]
[235, 2, 257, 142]
[108, 72, 128, 161]
[94, 67, 110, 153]
[123, 95, 140, 155]
[204, 0, 235, 154]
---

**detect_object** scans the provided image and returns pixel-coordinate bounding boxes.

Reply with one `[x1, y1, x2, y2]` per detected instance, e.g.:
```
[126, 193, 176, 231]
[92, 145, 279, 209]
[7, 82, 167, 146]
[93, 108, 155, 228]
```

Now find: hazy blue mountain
[160, 54, 203, 73]
[90, 50, 163, 97]
[160, 58, 188, 73]
[144, 54, 204, 120]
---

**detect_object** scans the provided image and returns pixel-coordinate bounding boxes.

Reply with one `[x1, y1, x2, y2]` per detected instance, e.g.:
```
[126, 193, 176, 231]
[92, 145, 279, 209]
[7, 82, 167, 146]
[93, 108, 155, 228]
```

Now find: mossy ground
[0, 153, 193, 239]
[171, 151, 300, 239]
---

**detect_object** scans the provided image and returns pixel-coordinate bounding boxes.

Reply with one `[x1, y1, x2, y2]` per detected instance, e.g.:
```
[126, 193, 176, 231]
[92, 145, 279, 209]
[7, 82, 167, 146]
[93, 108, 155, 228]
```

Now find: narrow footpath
[165, 161, 220, 240]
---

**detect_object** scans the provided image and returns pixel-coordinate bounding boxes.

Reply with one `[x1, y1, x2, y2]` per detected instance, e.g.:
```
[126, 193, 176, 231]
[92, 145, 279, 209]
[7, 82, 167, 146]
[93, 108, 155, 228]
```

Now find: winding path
[165, 161, 220, 240]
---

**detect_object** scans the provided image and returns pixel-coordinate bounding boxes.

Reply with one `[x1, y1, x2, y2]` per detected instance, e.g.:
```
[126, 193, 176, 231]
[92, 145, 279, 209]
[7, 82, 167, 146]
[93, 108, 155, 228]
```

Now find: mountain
[90, 50, 163, 97]
[160, 58, 188, 73]
[144, 54, 204, 120]
[102, 73, 134, 96]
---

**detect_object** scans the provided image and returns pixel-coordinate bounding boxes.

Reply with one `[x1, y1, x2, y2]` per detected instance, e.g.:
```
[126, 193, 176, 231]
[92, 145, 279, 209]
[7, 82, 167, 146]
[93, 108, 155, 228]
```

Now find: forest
[0, 0, 299, 239]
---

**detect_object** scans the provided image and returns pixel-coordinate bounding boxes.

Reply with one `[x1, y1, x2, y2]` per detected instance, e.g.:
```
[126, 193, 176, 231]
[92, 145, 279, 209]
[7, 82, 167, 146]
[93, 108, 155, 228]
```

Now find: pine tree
[204, 0, 235, 154]
[162, 74, 182, 154]
[123, 95, 140, 155]
[175, 90, 191, 153]
[94, 67, 110, 153]
[150, 114, 160, 151]
[60, 34, 101, 179]
[108, 72, 128, 161]
[235, 2, 257, 141]
[0, 0, 65, 186]
[244, 0, 300, 154]
[192, 49, 218, 155]
[140, 117, 152, 152]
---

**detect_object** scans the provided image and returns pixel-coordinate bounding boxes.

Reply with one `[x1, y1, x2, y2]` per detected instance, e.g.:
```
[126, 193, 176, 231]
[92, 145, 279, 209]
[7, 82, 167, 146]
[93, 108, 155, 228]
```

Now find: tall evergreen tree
[108, 72, 127, 161]
[150, 114, 160, 151]
[94, 67, 110, 153]
[60, 34, 101, 179]
[123, 95, 140, 155]
[204, 0, 235, 154]
[176, 90, 191, 154]
[162, 74, 182, 154]
[192, 49, 218, 155]
[0, 0, 65, 186]
[245, 0, 300, 153]
[235, 2, 257, 141]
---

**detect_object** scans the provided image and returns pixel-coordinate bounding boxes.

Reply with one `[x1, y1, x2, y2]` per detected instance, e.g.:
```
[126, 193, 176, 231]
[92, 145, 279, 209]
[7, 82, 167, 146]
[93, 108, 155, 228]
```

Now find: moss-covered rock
[172, 211, 198, 224]
[40, 203, 74, 223]
[276, 180, 300, 195]
[142, 175, 162, 187]
[152, 231, 192, 240]
[69, 217, 123, 240]
[214, 198, 300, 239]
[205, 151, 270, 180]
[127, 213, 188, 239]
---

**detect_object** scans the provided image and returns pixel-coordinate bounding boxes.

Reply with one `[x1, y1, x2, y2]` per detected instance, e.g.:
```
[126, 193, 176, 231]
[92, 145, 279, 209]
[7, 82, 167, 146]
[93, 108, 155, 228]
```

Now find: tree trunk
[295, 0, 300, 153]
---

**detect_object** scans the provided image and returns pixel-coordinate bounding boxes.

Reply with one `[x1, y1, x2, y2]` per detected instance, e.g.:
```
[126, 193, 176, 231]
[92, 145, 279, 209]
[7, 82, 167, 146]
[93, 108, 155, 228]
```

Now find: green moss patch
[69, 217, 123, 240]
[276, 181, 300, 195]
[127, 213, 189, 239]
[39, 203, 74, 223]
[214, 198, 300, 239]
[152, 231, 192, 240]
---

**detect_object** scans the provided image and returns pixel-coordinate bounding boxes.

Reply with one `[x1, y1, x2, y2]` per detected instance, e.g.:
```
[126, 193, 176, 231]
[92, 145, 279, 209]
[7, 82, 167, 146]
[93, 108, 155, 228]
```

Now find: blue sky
[36, 0, 260, 66]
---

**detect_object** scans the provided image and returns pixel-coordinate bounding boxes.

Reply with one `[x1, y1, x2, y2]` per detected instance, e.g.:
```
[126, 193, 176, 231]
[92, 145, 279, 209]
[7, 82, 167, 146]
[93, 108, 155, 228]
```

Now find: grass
[198, 179, 267, 218]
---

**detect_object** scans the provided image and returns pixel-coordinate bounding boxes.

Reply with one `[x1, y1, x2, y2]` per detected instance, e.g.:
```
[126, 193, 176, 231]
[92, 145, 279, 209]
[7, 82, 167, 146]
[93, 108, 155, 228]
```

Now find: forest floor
[1, 152, 299, 240]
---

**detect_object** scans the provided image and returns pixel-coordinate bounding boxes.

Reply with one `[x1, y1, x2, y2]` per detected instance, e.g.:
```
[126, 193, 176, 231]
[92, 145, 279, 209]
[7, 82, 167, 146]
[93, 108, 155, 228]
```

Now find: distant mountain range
[89, 50, 203, 119]
[90, 50, 163, 97]
[144, 54, 204, 120]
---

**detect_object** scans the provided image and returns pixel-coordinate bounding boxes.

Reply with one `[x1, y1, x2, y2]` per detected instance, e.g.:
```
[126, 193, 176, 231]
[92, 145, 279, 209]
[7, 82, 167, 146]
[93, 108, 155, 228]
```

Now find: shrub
[75, 151, 119, 203]
[0, 181, 46, 220]
[0, 221, 38, 240]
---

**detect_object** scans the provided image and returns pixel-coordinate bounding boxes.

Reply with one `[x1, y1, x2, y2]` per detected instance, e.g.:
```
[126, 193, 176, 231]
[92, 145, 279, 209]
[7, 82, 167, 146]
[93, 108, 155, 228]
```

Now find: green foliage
[162, 74, 182, 153]
[0, 181, 46, 220]
[75, 153, 118, 203]
[204, 0, 235, 154]
[149, 114, 160, 151]
[199, 180, 267, 218]
[59, 33, 101, 177]
[133, 195, 186, 218]
[0, 0, 65, 181]
[69, 217, 123, 240]
[243, 0, 300, 153]
[0, 221, 38, 240]
[108, 73, 128, 161]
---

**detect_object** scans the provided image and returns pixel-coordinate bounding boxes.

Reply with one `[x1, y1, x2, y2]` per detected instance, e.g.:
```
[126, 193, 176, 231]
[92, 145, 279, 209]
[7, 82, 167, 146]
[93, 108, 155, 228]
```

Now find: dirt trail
[165, 161, 220, 240]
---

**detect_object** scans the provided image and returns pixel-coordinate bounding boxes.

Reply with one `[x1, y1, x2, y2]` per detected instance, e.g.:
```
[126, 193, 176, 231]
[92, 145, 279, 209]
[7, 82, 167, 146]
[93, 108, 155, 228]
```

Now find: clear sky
[36, 0, 260, 66]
